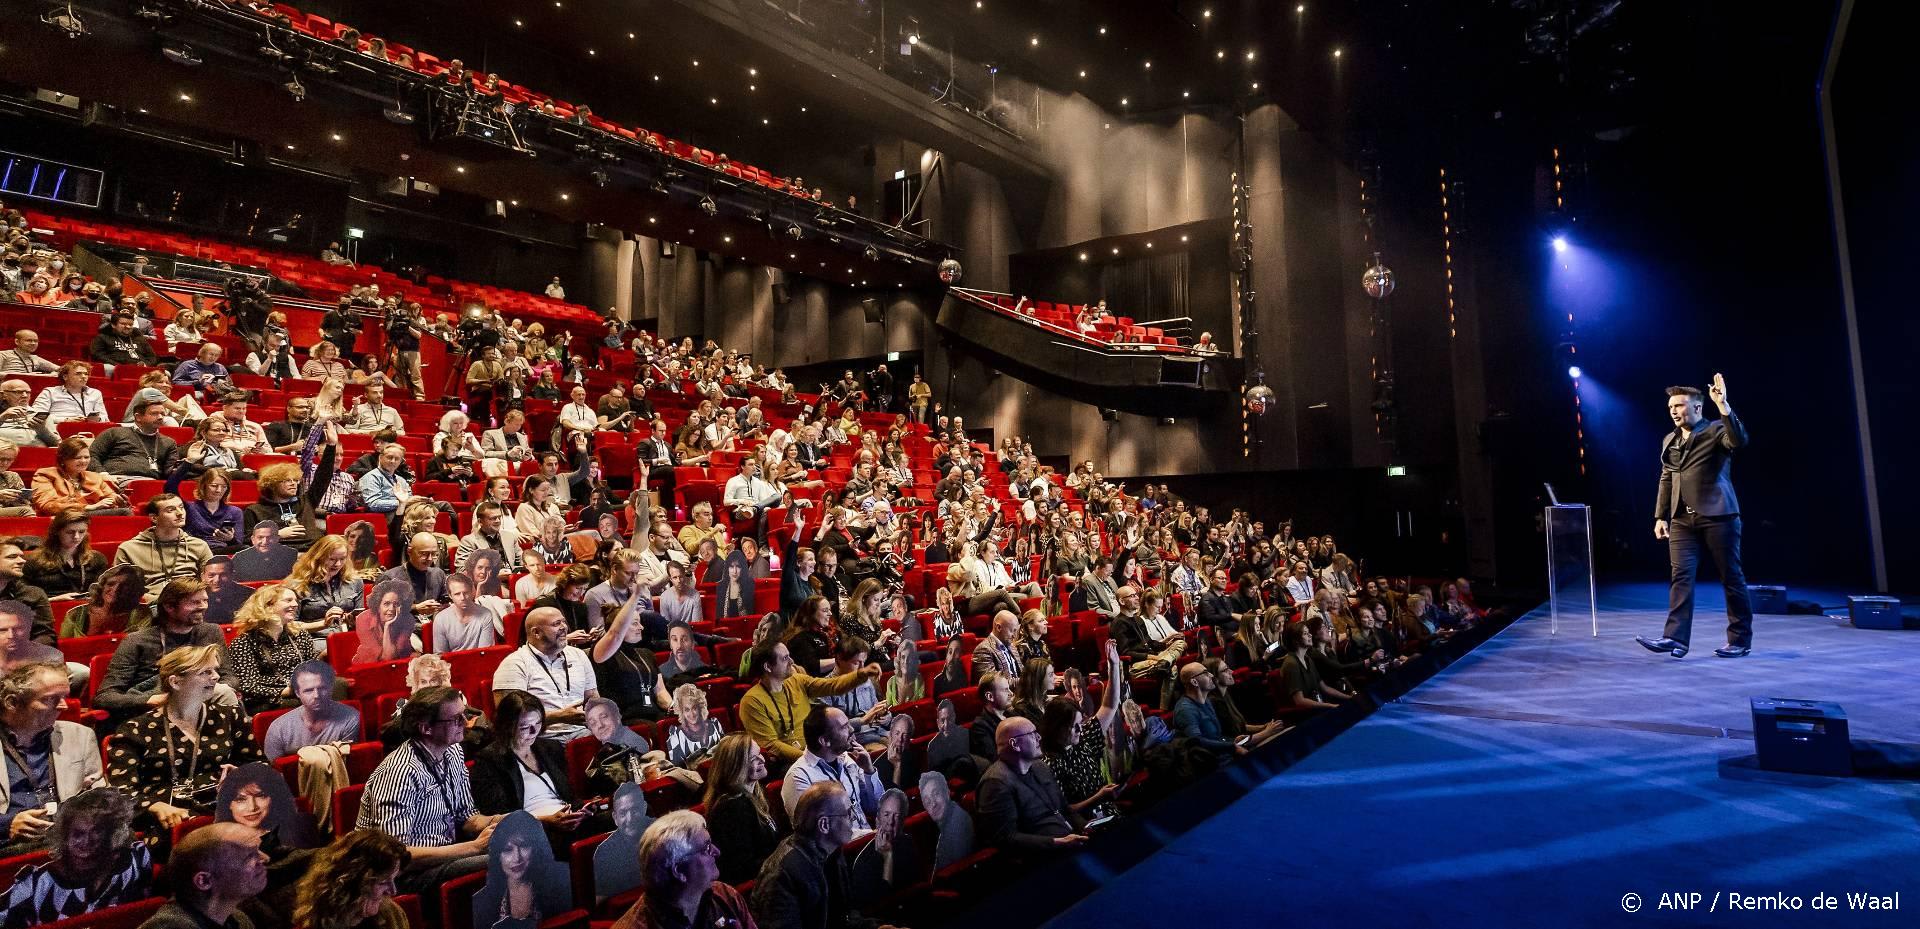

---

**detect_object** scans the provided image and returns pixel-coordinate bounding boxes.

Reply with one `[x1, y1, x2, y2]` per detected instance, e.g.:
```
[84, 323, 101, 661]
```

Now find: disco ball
[1245, 383, 1276, 414]
[1362, 258, 1395, 300]
[937, 258, 963, 284]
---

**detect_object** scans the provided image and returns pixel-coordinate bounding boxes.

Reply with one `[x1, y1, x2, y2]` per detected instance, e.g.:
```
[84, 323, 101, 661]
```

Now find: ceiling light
[1120, 97, 1129, 106]
[1203, 9, 1212, 18]
[1146, 242, 1153, 249]
[510, 200, 519, 206]
[177, 92, 192, 102]
[649, 217, 657, 223]
[710, 97, 718, 105]
[1247, 50, 1257, 61]
[1181, 235, 1189, 242]
[699, 196, 718, 216]
[907, 34, 919, 46]
[692, 59, 700, 67]
[560, 192, 571, 200]
[1251, 81, 1261, 90]
[1079, 252, 1088, 261]
[750, 68, 758, 76]
[1111, 248, 1120, 255]
[749, 85, 756, 91]
[1217, 50, 1226, 59]
[1030, 35, 1039, 47]
[1297, 4, 1306, 12]
[1182, 91, 1190, 98]
[284, 143, 296, 151]
[514, 19, 523, 27]
[1332, 48, 1343, 58]
[629, 33, 636, 39]
[653, 75, 660, 81]
[1144, 61, 1152, 69]
[762, 118, 769, 125]
[1078, 69, 1087, 78]
[800, 106, 808, 112]
[587, 49, 596, 56]
[790, 253, 797, 259]
[723, 235, 732, 243]
[330, 132, 342, 141]
[455, 166, 466, 173]
[1098, 27, 1106, 36]
[976, 1, 983, 8]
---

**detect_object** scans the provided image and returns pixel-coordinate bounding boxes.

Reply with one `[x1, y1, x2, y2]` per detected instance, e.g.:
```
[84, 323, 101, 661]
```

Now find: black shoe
[1636, 636, 1688, 658]
[1714, 645, 1750, 658]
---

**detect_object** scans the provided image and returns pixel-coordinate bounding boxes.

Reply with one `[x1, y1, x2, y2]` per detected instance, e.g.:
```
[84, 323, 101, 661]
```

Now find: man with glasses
[975, 716, 1089, 855]
[616, 811, 751, 929]
[779, 706, 883, 834]
[0, 383, 53, 449]
[359, 685, 502, 894]
[750, 782, 875, 929]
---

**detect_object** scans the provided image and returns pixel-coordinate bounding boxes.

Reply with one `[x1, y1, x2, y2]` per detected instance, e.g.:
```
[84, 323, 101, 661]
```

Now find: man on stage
[1637, 373, 1753, 659]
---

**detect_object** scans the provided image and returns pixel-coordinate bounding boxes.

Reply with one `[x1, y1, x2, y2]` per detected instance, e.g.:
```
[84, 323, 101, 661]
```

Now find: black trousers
[1664, 512, 1753, 648]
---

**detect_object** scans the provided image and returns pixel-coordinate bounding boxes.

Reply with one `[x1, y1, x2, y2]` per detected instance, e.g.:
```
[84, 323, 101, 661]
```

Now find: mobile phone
[1084, 814, 1116, 830]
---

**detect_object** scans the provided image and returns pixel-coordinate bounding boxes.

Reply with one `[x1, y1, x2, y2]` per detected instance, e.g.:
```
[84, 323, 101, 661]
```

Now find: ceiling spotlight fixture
[1120, 97, 1129, 106]
[514, 19, 523, 27]
[454, 165, 466, 173]
[762, 118, 769, 125]
[907, 34, 919, 46]
[709, 97, 718, 105]
[591, 168, 609, 187]
[284, 143, 296, 151]
[1217, 50, 1226, 59]
[864, 245, 879, 261]
[587, 49, 596, 56]
[629, 32, 636, 39]
[1078, 69, 1087, 78]
[1030, 35, 1039, 47]
[1297, 4, 1306, 12]
[786, 224, 802, 240]
[1098, 26, 1106, 35]
[699, 196, 718, 217]
[1182, 90, 1190, 98]
[330, 132, 342, 141]
[560, 192, 571, 200]
[1144, 60, 1152, 69]
[382, 100, 414, 124]
[691, 59, 700, 67]
[1332, 48, 1343, 58]
[1079, 252, 1088, 261]
[1181, 234, 1190, 242]
[750, 68, 758, 76]
[1246, 50, 1256, 61]
[283, 75, 306, 102]
[1111, 248, 1120, 255]
[722, 235, 732, 243]
[1251, 81, 1261, 90]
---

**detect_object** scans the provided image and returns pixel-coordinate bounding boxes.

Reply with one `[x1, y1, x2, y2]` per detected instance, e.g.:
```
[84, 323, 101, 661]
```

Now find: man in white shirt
[1284, 560, 1317, 607]
[583, 549, 668, 640]
[455, 501, 523, 575]
[30, 361, 109, 425]
[0, 331, 57, 376]
[722, 458, 783, 540]
[345, 384, 406, 435]
[778, 705, 882, 835]
[556, 385, 597, 447]
[491, 607, 597, 741]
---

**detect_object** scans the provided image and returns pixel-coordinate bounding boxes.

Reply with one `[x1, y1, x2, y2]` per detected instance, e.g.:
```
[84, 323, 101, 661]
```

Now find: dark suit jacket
[469, 739, 575, 815]
[1656, 413, 1748, 519]
[1109, 612, 1158, 665]
[974, 758, 1084, 853]
[1196, 591, 1239, 630]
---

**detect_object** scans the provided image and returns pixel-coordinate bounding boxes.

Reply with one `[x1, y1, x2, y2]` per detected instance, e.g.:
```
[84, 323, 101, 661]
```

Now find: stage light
[1031, 36, 1040, 47]
[1332, 48, 1343, 59]
[699, 196, 718, 217]
[1297, 4, 1306, 12]
[907, 34, 919, 46]
[1567, 365, 1582, 379]
[161, 43, 203, 67]
[1552, 236, 1568, 252]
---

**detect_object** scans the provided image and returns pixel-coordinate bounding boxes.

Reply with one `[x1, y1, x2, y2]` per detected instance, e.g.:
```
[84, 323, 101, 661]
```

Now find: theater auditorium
[0, 2, 1912, 928]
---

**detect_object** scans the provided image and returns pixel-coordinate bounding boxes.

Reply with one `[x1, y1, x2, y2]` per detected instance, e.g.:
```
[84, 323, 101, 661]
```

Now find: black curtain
[1099, 251, 1189, 322]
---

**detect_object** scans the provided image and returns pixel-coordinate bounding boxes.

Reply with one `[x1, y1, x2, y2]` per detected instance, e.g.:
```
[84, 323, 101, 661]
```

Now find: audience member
[469, 690, 589, 833]
[0, 662, 101, 854]
[492, 606, 599, 741]
[0, 788, 151, 926]
[107, 644, 261, 829]
[140, 822, 270, 929]
[737, 640, 880, 767]
[779, 706, 883, 833]
[357, 685, 501, 893]
[290, 829, 408, 929]
[974, 716, 1088, 854]
[112, 494, 212, 599]
[701, 733, 781, 886]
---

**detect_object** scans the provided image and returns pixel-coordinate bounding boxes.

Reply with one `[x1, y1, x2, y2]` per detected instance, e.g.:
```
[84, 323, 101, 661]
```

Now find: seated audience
[30, 437, 126, 516]
[107, 644, 262, 830]
[701, 733, 781, 885]
[469, 690, 589, 834]
[290, 829, 409, 929]
[112, 494, 212, 599]
[615, 810, 755, 929]
[0, 661, 102, 855]
[58, 563, 150, 638]
[94, 579, 234, 723]
[262, 660, 361, 760]
[22, 510, 108, 600]
[974, 715, 1089, 855]
[590, 587, 672, 723]
[1278, 621, 1353, 711]
[750, 782, 871, 929]
[737, 640, 879, 768]
[491, 606, 599, 741]
[181, 468, 246, 553]
[779, 706, 883, 833]
[227, 584, 320, 713]
[357, 685, 501, 894]
[142, 822, 270, 929]
[0, 788, 151, 926]
[29, 362, 107, 426]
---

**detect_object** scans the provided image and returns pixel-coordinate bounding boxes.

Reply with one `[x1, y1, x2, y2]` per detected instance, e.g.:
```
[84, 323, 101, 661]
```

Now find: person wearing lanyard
[358, 686, 503, 895]
[469, 691, 590, 834]
[0, 662, 103, 853]
[105, 644, 261, 831]
[490, 607, 599, 742]
[29, 362, 107, 426]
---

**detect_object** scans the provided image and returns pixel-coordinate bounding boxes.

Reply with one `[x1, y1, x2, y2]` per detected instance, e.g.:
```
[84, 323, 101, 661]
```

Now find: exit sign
[1387, 465, 1407, 477]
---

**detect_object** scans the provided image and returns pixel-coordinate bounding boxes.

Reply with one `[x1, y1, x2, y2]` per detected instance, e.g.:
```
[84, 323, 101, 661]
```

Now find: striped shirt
[358, 740, 477, 848]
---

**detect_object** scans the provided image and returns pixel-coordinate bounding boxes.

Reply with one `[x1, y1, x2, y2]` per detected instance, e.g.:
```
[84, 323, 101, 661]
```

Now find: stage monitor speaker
[1847, 595, 1902, 630]
[861, 297, 881, 323]
[1747, 585, 1788, 614]
[1749, 698, 1851, 777]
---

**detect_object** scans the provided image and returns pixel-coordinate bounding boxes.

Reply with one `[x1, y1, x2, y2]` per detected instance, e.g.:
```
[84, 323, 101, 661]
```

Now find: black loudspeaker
[1747, 585, 1788, 614]
[1750, 698, 1851, 777]
[861, 297, 881, 323]
[485, 200, 507, 219]
[1847, 596, 1902, 630]
[769, 268, 790, 305]
[1099, 407, 1120, 422]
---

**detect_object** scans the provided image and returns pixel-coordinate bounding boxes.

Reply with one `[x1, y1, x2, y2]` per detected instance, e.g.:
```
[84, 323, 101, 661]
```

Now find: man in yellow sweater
[737, 639, 880, 767]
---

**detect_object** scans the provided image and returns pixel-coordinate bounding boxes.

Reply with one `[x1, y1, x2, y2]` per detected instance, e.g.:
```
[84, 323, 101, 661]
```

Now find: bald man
[973, 715, 1088, 854]
[383, 532, 449, 615]
[143, 822, 270, 929]
[0, 332, 56, 376]
[491, 606, 598, 740]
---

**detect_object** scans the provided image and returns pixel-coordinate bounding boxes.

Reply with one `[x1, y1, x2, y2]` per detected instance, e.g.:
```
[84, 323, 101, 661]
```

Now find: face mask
[49, 261, 64, 272]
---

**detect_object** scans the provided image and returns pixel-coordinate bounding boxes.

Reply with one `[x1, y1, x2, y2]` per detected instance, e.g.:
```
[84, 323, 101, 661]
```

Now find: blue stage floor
[1047, 583, 1920, 928]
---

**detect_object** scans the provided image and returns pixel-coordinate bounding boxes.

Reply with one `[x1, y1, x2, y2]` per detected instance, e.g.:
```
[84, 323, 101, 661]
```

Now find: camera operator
[320, 297, 359, 357]
[866, 363, 895, 413]
[384, 300, 427, 401]
[244, 329, 300, 382]
[224, 276, 272, 352]
[464, 345, 508, 429]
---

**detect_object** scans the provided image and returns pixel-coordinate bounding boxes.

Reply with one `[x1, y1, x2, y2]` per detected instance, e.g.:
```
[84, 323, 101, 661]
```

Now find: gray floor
[1047, 585, 1920, 929]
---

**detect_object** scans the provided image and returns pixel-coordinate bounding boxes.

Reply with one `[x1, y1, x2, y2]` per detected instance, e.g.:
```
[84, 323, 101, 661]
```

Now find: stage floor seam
[1397, 698, 1756, 741]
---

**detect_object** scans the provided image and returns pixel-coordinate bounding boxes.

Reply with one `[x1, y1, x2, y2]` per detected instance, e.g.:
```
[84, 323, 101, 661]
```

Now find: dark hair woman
[23, 509, 108, 600]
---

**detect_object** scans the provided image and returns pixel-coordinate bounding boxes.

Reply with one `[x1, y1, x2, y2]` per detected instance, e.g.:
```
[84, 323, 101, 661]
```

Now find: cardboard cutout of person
[467, 548, 505, 599]
[343, 519, 380, 572]
[591, 782, 651, 901]
[711, 551, 750, 620]
[473, 810, 571, 929]
[351, 578, 417, 664]
[232, 520, 297, 582]
[215, 761, 320, 849]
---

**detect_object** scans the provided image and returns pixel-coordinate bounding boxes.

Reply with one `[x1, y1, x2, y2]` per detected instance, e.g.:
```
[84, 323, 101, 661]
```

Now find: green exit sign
[1387, 465, 1407, 477]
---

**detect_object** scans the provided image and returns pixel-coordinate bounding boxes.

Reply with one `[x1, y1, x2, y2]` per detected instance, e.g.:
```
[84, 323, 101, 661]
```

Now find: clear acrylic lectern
[1544, 503, 1598, 636]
